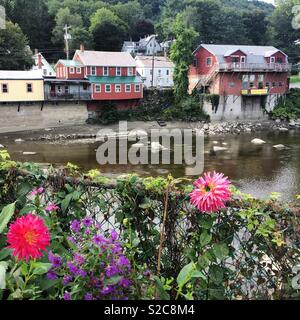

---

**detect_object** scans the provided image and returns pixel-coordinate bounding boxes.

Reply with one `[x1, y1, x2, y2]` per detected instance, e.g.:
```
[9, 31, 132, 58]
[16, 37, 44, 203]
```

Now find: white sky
[260, 0, 275, 5]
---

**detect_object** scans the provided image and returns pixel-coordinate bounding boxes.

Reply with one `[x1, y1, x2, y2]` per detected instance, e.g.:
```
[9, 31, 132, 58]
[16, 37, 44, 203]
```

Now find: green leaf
[61, 194, 73, 213]
[0, 261, 8, 289]
[31, 262, 52, 275]
[0, 248, 12, 260]
[104, 276, 122, 286]
[177, 262, 195, 287]
[212, 243, 229, 261]
[210, 265, 224, 285]
[191, 270, 207, 280]
[154, 276, 170, 300]
[0, 202, 16, 234]
[132, 238, 140, 248]
[39, 278, 60, 291]
[200, 231, 212, 247]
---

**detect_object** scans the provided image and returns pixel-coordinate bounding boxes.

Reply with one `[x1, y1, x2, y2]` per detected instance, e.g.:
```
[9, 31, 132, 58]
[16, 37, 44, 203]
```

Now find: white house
[32, 50, 56, 77]
[135, 56, 174, 88]
[122, 35, 162, 56]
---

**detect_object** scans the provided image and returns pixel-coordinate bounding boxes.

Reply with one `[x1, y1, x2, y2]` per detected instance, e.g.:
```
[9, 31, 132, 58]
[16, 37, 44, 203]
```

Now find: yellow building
[0, 70, 44, 102]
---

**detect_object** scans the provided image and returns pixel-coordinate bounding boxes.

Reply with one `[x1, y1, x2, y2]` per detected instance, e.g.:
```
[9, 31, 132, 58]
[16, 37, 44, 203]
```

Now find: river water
[1, 130, 299, 202]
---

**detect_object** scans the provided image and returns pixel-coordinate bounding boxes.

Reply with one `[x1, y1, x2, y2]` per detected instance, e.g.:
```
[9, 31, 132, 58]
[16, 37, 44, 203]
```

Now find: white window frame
[95, 84, 101, 93]
[240, 56, 246, 63]
[125, 84, 131, 92]
[128, 67, 133, 76]
[105, 84, 111, 93]
[270, 57, 275, 64]
[76, 67, 81, 74]
[135, 84, 140, 92]
[103, 67, 109, 76]
[206, 57, 212, 67]
[116, 67, 121, 76]
[91, 66, 96, 76]
[69, 67, 75, 74]
[115, 84, 121, 93]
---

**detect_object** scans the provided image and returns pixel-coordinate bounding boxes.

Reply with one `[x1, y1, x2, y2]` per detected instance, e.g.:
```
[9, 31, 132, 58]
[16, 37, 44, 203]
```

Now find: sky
[261, 0, 275, 4]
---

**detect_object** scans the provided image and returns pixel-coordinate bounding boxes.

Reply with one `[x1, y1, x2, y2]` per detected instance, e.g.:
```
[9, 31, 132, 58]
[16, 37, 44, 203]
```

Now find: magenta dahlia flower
[7, 214, 51, 262]
[190, 172, 231, 213]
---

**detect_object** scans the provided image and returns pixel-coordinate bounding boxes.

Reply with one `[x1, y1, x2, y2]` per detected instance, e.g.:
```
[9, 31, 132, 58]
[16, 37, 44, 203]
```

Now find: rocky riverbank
[1, 119, 299, 143]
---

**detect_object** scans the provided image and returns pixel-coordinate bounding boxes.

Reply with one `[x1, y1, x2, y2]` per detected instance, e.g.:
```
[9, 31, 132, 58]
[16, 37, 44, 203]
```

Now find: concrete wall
[0, 102, 88, 133]
[203, 94, 279, 121]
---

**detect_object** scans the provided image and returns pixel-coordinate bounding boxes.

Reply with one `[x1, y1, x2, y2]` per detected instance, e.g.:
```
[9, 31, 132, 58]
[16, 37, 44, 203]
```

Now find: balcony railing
[217, 62, 292, 72]
[46, 92, 91, 101]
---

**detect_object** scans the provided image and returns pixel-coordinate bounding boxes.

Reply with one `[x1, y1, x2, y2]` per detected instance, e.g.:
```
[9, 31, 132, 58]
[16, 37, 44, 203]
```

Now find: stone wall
[203, 94, 281, 121]
[0, 102, 88, 133]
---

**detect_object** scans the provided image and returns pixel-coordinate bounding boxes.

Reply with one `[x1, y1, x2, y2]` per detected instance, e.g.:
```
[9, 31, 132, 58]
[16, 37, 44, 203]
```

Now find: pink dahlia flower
[7, 214, 50, 262]
[31, 187, 45, 196]
[190, 172, 231, 213]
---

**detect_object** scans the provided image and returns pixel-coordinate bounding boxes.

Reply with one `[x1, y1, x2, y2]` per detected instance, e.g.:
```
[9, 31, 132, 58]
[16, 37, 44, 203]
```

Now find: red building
[73, 46, 143, 110]
[189, 44, 292, 120]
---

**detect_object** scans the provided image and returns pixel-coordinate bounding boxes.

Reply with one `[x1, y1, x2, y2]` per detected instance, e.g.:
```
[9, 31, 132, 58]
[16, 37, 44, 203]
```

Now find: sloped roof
[74, 50, 136, 67]
[0, 70, 43, 80]
[196, 44, 288, 64]
[57, 60, 83, 67]
[135, 56, 174, 68]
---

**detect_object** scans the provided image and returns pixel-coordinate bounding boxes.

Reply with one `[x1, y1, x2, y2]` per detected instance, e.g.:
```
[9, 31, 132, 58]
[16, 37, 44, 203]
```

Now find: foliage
[0, 157, 299, 300]
[0, 21, 34, 70]
[170, 14, 198, 104]
[271, 88, 300, 120]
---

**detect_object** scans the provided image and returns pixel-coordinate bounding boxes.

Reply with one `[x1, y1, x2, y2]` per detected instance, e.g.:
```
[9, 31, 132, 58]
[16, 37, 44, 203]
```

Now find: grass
[290, 75, 300, 83]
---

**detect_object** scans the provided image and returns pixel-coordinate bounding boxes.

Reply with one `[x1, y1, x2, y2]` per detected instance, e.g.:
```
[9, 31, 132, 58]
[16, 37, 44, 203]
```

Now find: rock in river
[213, 146, 228, 152]
[23, 152, 37, 155]
[273, 144, 286, 150]
[251, 138, 266, 145]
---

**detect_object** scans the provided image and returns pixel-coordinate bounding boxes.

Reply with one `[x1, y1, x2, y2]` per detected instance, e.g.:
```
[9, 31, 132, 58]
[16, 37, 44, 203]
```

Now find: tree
[1, 0, 55, 50]
[90, 8, 128, 51]
[0, 21, 34, 70]
[268, 0, 300, 63]
[170, 14, 198, 103]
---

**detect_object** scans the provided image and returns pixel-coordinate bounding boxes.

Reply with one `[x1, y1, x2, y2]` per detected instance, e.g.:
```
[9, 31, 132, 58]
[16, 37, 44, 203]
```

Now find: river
[1, 130, 299, 202]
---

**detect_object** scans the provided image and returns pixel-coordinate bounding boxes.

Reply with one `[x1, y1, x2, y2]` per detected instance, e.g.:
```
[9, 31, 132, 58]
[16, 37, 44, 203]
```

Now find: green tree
[0, 21, 34, 70]
[268, 0, 300, 63]
[90, 8, 128, 51]
[170, 14, 198, 103]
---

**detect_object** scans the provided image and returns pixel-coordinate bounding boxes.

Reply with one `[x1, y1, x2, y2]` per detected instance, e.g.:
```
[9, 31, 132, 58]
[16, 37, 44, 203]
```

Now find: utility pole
[151, 34, 158, 88]
[64, 24, 72, 60]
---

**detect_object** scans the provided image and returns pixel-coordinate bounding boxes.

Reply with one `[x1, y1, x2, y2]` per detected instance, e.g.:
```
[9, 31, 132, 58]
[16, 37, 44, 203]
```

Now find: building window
[125, 84, 131, 92]
[128, 67, 134, 76]
[279, 82, 283, 87]
[115, 84, 121, 93]
[166, 69, 170, 76]
[249, 75, 255, 88]
[69, 67, 75, 74]
[206, 57, 212, 67]
[83, 83, 88, 90]
[270, 57, 275, 64]
[277, 58, 283, 64]
[95, 84, 101, 93]
[242, 75, 249, 89]
[229, 82, 235, 88]
[158, 69, 161, 77]
[91, 67, 96, 76]
[105, 84, 111, 93]
[27, 83, 33, 93]
[272, 82, 276, 87]
[1, 83, 8, 93]
[116, 67, 121, 76]
[103, 67, 109, 76]
[43, 69, 47, 76]
[76, 67, 81, 74]
[193, 58, 198, 68]
[135, 84, 140, 92]
[57, 85, 62, 93]
[231, 56, 239, 63]
[65, 86, 69, 94]
[240, 56, 246, 63]
[258, 74, 264, 89]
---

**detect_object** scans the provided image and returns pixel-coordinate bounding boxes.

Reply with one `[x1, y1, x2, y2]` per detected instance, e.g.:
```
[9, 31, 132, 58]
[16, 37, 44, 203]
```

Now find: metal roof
[56, 60, 84, 67]
[74, 50, 136, 67]
[0, 70, 43, 80]
[88, 76, 143, 84]
[196, 44, 288, 64]
[135, 56, 174, 68]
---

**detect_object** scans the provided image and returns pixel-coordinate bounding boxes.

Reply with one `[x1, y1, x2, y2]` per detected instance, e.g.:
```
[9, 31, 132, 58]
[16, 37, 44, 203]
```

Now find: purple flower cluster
[48, 218, 133, 300]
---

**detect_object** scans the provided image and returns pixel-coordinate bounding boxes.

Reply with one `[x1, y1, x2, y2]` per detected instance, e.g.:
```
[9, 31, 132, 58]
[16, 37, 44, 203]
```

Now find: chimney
[80, 44, 85, 52]
[37, 53, 42, 69]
